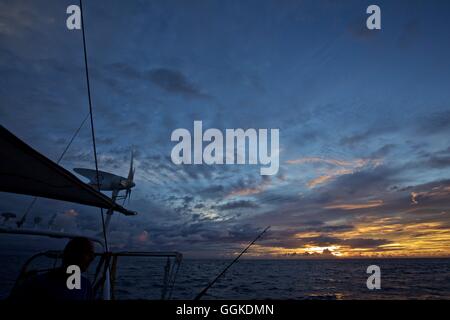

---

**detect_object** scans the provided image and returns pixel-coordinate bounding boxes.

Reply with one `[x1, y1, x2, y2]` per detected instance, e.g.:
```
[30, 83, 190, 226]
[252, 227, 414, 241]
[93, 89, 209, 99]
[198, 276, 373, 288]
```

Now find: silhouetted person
[10, 237, 95, 300]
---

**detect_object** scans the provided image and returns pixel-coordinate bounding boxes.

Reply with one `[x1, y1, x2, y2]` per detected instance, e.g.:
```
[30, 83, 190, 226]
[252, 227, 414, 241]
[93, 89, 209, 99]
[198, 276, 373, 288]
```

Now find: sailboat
[0, 1, 269, 301]
[0, 124, 183, 300]
[0, 0, 185, 299]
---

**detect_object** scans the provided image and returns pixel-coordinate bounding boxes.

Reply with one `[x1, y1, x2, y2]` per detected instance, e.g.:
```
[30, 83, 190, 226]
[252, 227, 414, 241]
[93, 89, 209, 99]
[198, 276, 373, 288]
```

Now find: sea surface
[1, 253, 449, 300]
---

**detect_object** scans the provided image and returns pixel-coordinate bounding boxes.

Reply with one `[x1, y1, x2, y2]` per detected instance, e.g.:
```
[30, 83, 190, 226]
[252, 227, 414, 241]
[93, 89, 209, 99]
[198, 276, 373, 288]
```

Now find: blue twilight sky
[1, 0, 450, 258]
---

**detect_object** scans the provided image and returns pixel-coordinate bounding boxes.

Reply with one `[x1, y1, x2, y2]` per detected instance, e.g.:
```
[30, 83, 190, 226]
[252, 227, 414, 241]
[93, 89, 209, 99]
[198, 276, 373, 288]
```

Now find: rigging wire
[56, 113, 90, 163]
[79, 0, 109, 253]
[17, 113, 90, 228]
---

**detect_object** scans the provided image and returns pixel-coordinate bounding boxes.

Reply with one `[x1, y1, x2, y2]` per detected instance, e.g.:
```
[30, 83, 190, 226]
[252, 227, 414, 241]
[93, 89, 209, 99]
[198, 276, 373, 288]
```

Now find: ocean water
[1, 254, 449, 300]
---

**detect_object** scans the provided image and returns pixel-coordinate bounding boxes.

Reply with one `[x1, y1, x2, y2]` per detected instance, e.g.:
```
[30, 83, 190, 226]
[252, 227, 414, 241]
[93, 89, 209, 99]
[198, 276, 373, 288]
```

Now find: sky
[1, 0, 450, 258]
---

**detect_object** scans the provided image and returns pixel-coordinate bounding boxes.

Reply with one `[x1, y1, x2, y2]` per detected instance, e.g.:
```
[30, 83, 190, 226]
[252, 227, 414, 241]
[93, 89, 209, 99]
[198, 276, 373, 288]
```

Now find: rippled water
[1, 254, 449, 300]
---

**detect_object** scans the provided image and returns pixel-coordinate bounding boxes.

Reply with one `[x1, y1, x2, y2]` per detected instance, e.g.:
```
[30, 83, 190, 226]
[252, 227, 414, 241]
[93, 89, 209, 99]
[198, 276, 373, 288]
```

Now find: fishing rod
[194, 226, 270, 300]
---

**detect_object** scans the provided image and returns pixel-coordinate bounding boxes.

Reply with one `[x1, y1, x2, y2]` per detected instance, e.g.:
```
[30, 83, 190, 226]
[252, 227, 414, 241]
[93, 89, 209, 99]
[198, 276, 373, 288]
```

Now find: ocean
[1, 254, 449, 300]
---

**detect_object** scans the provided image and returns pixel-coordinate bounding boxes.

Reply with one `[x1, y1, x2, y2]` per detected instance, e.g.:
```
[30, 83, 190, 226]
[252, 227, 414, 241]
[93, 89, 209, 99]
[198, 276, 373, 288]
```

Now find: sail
[0, 125, 136, 216]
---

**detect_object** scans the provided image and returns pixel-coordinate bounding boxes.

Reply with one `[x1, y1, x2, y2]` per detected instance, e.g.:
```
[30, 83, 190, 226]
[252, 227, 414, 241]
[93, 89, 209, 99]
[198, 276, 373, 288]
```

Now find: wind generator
[74, 150, 136, 230]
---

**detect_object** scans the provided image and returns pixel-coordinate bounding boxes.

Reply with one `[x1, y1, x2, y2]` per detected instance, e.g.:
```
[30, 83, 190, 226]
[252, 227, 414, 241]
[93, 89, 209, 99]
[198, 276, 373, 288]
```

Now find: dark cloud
[319, 165, 400, 198]
[418, 110, 450, 134]
[404, 147, 450, 171]
[370, 144, 396, 158]
[105, 63, 209, 99]
[262, 234, 391, 250]
[198, 185, 226, 198]
[341, 238, 392, 248]
[147, 68, 209, 98]
[311, 225, 354, 233]
[424, 155, 450, 169]
[282, 250, 335, 258]
[212, 200, 259, 211]
[340, 125, 395, 147]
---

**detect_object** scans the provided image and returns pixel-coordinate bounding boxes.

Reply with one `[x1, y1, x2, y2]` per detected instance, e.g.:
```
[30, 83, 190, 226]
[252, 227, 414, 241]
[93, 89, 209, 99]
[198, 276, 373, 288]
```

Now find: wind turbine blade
[127, 150, 134, 181]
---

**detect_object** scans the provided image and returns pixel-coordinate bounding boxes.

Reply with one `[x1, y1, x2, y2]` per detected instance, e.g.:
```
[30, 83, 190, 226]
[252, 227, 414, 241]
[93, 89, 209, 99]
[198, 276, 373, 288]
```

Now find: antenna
[194, 226, 270, 300]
